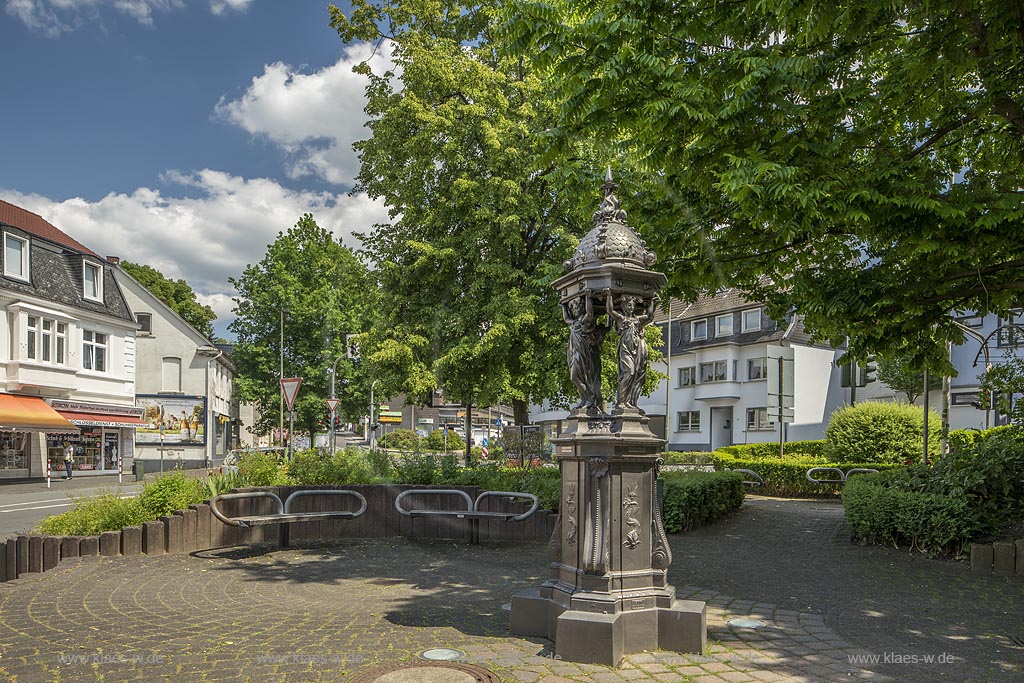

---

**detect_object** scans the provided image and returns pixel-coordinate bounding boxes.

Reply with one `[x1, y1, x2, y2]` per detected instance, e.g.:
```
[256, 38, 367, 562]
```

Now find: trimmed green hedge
[661, 471, 745, 533]
[948, 425, 1016, 452]
[709, 452, 903, 497]
[825, 402, 940, 464]
[843, 472, 975, 555]
[717, 440, 828, 459]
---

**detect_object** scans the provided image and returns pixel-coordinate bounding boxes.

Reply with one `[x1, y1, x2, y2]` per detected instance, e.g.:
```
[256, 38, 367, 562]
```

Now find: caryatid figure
[605, 289, 658, 411]
[562, 291, 609, 412]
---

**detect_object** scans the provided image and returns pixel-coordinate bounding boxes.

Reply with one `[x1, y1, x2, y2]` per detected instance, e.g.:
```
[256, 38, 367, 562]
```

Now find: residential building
[0, 200, 144, 479]
[112, 266, 237, 469]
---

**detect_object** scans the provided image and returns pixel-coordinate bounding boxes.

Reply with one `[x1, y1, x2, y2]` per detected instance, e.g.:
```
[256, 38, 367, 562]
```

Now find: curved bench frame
[805, 467, 879, 484]
[728, 468, 764, 488]
[394, 488, 539, 544]
[210, 490, 367, 529]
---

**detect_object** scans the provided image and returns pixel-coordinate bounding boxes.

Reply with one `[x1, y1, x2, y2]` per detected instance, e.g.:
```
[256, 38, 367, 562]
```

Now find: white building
[112, 267, 237, 469]
[0, 200, 144, 480]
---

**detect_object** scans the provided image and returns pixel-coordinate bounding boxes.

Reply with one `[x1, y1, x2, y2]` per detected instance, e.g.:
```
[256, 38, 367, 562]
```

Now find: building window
[997, 310, 1023, 347]
[82, 330, 107, 372]
[742, 308, 761, 332]
[677, 410, 701, 432]
[56, 322, 66, 364]
[136, 312, 152, 334]
[951, 392, 981, 407]
[747, 357, 767, 380]
[0, 432, 29, 470]
[716, 314, 733, 337]
[41, 319, 52, 362]
[678, 366, 696, 387]
[699, 360, 728, 383]
[83, 262, 102, 301]
[162, 357, 182, 393]
[4, 233, 29, 281]
[691, 319, 708, 340]
[746, 407, 775, 431]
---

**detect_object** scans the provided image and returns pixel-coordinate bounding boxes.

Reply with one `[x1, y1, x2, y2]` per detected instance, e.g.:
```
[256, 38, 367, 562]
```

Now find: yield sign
[280, 377, 302, 411]
[326, 398, 340, 413]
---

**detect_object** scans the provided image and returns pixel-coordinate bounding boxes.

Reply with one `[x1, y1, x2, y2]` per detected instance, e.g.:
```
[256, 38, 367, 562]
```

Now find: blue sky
[0, 0, 391, 338]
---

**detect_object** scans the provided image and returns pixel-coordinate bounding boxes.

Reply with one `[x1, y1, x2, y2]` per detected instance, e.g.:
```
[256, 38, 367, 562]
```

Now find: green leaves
[121, 261, 217, 339]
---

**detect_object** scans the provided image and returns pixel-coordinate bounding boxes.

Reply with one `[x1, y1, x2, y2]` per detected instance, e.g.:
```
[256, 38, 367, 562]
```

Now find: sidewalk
[0, 497, 1019, 682]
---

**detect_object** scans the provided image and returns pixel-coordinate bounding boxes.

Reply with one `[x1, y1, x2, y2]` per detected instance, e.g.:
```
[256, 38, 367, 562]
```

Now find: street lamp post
[369, 379, 379, 450]
[328, 354, 347, 456]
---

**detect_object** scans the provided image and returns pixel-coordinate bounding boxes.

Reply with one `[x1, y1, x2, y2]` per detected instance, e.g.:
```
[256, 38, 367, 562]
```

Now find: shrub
[949, 425, 1016, 452]
[452, 463, 562, 512]
[37, 492, 147, 536]
[286, 447, 377, 486]
[661, 471, 745, 533]
[424, 429, 464, 452]
[661, 451, 716, 465]
[717, 440, 828, 459]
[137, 471, 205, 519]
[366, 448, 395, 479]
[236, 449, 287, 486]
[392, 453, 442, 485]
[843, 427, 1024, 554]
[380, 428, 421, 452]
[843, 472, 976, 555]
[825, 402, 940, 464]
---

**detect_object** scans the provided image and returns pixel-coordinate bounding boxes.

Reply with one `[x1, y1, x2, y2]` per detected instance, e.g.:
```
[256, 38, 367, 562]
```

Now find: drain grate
[349, 661, 501, 683]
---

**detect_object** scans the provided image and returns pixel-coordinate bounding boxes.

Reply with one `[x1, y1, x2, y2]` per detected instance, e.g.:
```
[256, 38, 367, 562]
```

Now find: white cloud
[209, 0, 250, 15]
[215, 41, 396, 185]
[5, 0, 249, 35]
[0, 171, 387, 334]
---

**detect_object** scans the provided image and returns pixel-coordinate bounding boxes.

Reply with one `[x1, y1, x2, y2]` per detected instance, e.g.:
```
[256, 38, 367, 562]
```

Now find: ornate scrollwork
[565, 484, 577, 546]
[588, 457, 609, 478]
[623, 485, 641, 550]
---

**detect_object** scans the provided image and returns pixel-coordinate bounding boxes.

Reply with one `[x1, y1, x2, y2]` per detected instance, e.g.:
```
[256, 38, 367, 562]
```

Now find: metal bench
[210, 490, 367, 528]
[805, 467, 879, 484]
[728, 468, 764, 488]
[394, 489, 539, 543]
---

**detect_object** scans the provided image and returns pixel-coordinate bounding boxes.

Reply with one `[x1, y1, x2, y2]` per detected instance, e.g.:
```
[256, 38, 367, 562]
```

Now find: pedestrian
[63, 442, 74, 480]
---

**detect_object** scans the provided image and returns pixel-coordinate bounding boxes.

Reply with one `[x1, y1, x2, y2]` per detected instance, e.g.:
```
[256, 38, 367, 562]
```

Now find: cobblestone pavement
[0, 497, 1020, 683]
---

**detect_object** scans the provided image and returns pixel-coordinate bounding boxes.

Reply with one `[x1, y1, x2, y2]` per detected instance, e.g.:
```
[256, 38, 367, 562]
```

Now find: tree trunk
[512, 398, 530, 427]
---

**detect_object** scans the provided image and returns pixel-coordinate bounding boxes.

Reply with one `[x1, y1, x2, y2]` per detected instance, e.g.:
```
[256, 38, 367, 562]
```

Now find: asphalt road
[0, 475, 143, 538]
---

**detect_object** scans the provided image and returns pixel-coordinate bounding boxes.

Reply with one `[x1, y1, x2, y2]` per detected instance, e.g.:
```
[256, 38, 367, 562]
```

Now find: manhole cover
[420, 648, 465, 661]
[349, 662, 500, 683]
[727, 618, 767, 629]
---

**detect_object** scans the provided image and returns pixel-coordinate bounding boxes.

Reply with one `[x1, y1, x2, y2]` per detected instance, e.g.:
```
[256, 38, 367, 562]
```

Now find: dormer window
[83, 262, 103, 301]
[4, 233, 29, 282]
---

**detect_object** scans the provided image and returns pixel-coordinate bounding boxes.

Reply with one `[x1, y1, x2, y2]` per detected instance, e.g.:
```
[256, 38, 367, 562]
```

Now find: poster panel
[135, 395, 207, 445]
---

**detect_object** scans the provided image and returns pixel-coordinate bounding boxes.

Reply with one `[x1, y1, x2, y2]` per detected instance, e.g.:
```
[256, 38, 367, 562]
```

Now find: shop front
[0, 393, 79, 479]
[49, 400, 146, 476]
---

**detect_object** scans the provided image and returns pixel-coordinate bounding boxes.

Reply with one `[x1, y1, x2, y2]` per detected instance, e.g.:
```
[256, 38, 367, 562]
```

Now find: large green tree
[121, 261, 217, 339]
[330, 0, 616, 431]
[504, 0, 1024, 371]
[230, 214, 372, 441]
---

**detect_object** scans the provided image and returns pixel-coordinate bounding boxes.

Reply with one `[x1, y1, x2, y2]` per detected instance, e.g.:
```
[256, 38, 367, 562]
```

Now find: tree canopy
[121, 261, 217, 339]
[503, 0, 1024, 371]
[878, 354, 943, 404]
[329, 0, 662, 428]
[229, 214, 372, 440]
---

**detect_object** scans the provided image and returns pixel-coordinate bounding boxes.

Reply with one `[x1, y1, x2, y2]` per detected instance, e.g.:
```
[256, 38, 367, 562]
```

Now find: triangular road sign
[280, 377, 302, 411]
[326, 398, 340, 413]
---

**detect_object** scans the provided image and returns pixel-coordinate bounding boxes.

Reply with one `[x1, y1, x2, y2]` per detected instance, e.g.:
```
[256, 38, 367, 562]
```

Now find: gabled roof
[0, 200, 101, 258]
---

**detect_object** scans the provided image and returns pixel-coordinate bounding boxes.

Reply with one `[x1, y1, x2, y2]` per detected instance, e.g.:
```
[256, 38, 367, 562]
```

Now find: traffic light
[858, 355, 878, 386]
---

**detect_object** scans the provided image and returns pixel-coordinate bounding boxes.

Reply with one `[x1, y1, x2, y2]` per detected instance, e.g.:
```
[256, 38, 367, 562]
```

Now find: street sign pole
[778, 354, 785, 458]
[280, 377, 302, 460]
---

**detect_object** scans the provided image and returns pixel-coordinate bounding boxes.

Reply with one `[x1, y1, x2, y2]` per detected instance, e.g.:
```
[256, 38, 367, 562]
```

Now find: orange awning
[57, 411, 147, 429]
[0, 394, 78, 432]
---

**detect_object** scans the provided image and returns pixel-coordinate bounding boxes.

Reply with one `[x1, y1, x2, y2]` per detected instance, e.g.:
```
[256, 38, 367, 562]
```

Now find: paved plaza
[0, 497, 1020, 682]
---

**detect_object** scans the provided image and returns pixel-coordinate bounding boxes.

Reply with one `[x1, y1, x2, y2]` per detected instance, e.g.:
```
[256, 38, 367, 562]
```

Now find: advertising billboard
[135, 395, 206, 445]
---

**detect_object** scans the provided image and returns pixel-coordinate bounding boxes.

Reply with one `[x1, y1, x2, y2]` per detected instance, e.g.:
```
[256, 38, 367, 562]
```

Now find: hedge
[825, 402, 940, 464]
[717, 440, 828, 459]
[661, 471, 745, 533]
[708, 452, 904, 497]
[843, 473, 976, 556]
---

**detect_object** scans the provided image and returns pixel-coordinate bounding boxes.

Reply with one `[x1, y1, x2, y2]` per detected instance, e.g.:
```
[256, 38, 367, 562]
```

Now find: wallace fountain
[510, 171, 707, 666]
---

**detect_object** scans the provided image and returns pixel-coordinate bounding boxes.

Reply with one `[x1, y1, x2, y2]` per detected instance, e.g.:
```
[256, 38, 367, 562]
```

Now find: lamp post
[369, 379, 379, 450]
[197, 345, 224, 467]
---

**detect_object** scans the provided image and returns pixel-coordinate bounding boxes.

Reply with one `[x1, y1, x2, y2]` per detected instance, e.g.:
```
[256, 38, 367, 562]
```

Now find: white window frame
[691, 319, 708, 341]
[742, 308, 761, 333]
[83, 261, 103, 302]
[699, 360, 728, 383]
[678, 366, 696, 387]
[56, 322, 67, 365]
[677, 410, 701, 432]
[716, 313, 733, 337]
[4, 233, 29, 282]
[747, 357, 768, 381]
[746, 407, 776, 431]
[82, 330, 107, 372]
[136, 312, 153, 335]
[25, 315, 38, 360]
